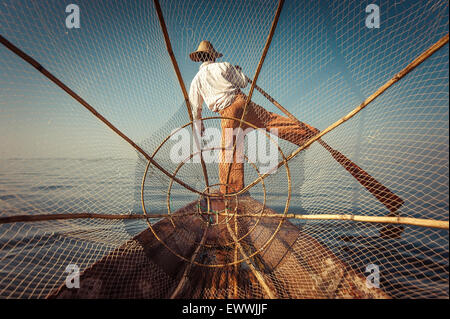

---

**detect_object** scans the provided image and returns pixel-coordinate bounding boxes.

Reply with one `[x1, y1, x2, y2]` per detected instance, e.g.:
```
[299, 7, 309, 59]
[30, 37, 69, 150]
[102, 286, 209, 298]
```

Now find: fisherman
[189, 40, 319, 195]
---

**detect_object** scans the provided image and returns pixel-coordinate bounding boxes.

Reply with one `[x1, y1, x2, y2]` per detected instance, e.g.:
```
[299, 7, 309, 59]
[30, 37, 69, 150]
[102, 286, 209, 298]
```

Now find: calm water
[0, 159, 448, 298]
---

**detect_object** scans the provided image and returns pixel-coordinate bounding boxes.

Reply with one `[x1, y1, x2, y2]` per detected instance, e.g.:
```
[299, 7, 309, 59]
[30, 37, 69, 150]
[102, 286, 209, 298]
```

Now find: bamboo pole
[288, 34, 450, 160]
[4, 210, 446, 230]
[215, 212, 449, 230]
[153, 0, 210, 188]
[225, 222, 276, 299]
[0, 211, 198, 224]
[221, 0, 284, 291]
[170, 223, 210, 299]
[237, 34, 450, 195]
[0, 34, 204, 197]
[153, 0, 193, 121]
[223, 0, 285, 194]
[233, 208, 238, 298]
[244, 74, 404, 226]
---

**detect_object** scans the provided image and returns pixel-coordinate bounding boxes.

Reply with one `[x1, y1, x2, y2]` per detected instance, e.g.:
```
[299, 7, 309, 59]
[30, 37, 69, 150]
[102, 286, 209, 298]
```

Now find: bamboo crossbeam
[0, 212, 198, 224]
[238, 34, 450, 195]
[216, 212, 449, 230]
[3, 210, 446, 230]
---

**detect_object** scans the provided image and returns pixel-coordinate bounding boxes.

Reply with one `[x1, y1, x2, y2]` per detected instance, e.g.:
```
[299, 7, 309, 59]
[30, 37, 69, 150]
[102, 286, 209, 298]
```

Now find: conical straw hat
[189, 40, 223, 62]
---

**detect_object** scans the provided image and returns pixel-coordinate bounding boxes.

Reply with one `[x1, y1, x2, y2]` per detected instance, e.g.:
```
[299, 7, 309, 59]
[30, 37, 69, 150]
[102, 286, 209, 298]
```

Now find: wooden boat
[48, 196, 389, 299]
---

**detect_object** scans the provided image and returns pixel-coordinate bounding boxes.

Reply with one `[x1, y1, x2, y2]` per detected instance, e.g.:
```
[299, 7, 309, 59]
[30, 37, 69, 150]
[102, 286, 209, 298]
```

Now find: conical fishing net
[0, 0, 448, 299]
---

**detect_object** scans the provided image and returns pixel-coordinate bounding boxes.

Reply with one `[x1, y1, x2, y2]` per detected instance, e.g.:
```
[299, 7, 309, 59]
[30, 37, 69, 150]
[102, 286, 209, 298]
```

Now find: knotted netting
[0, 0, 448, 299]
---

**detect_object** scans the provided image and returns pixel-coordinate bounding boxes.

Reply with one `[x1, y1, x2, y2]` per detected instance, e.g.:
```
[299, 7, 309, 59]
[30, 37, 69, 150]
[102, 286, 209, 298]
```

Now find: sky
[0, 0, 448, 160]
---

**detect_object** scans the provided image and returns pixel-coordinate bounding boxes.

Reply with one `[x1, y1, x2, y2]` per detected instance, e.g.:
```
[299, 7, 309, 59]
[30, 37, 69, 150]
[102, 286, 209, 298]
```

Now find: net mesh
[0, 0, 448, 299]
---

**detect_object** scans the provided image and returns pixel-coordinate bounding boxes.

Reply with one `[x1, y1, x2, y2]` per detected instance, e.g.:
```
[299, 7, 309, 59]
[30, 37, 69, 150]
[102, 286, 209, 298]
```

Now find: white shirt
[189, 61, 248, 120]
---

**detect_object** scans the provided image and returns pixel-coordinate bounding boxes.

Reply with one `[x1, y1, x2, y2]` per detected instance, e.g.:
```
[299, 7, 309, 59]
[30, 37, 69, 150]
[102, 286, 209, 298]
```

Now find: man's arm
[224, 62, 247, 88]
[233, 65, 247, 88]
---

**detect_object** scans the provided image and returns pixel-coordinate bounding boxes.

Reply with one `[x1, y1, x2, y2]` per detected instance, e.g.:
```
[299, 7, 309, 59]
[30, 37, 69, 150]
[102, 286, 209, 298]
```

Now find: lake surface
[0, 158, 448, 298]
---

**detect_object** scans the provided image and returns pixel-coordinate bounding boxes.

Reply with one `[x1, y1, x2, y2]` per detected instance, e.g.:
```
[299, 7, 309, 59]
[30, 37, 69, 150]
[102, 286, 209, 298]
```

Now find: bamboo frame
[170, 222, 210, 299]
[165, 150, 268, 249]
[139, 116, 285, 248]
[223, 0, 285, 194]
[0, 32, 446, 232]
[216, 212, 449, 230]
[245, 74, 404, 216]
[0, 212, 148, 224]
[153, 0, 193, 121]
[220, 47, 283, 291]
[225, 222, 276, 299]
[139, 116, 292, 268]
[141, 203, 289, 268]
[0, 34, 205, 197]
[153, 0, 210, 188]
[233, 210, 238, 298]
[2, 210, 446, 230]
[237, 34, 450, 195]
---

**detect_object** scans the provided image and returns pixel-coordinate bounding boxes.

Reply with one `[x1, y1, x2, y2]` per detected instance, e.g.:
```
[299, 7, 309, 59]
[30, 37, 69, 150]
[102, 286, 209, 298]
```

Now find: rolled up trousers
[218, 94, 318, 194]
